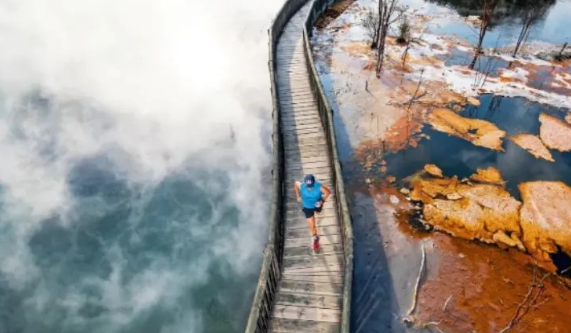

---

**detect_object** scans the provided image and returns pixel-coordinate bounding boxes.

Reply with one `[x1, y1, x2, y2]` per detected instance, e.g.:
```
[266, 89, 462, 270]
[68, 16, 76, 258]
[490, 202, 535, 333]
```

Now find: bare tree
[375, 0, 401, 77]
[362, 7, 381, 48]
[512, 5, 549, 57]
[555, 42, 568, 61]
[469, 0, 499, 70]
[397, 15, 411, 44]
[512, 11, 533, 57]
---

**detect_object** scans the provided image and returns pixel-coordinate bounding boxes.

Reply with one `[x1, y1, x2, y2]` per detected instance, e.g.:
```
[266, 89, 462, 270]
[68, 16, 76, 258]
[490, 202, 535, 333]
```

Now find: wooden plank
[283, 138, 328, 148]
[286, 159, 330, 168]
[283, 246, 343, 260]
[284, 153, 330, 163]
[280, 109, 320, 117]
[283, 133, 327, 141]
[273, 304, 341, 323]
[283, 253, 344, 270]
[279, 102, 317, 109]
[280, 107, 317, 114]
[280, 112, 320, 120]
[283, 257, 344, 271]
[278, 280, 343, 296]
[269, 318, 339, 333]
[281, 119, 322, 127]
[284, 167, 332, 176]
[283, 144, 329, 152]
[275, 292, 342, 310]
[279, 96, 316, 103]
[286, 226, 341, 239]
[277, 88, 313, 94]
[283, 152, 331, 161]
[281, 274, 344, 284]
[284, 234, 342, 248]
[285, 218, 340, 230]
[284, 147, 329, 157]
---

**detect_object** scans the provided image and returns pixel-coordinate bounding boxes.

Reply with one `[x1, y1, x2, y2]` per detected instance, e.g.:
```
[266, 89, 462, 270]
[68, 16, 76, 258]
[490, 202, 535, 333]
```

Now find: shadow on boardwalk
[316, 53, 408, 333]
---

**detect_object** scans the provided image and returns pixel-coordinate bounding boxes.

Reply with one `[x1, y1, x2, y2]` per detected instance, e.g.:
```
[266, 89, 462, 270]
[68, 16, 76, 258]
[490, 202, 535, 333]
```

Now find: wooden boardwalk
[270, 2, 345, 332]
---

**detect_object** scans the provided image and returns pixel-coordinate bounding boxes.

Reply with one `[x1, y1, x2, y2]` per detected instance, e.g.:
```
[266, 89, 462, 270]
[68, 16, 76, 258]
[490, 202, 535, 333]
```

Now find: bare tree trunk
[469, 24, 488, 69]
[375, 0, 400, 77]
[402, 40, 411, 67]
[556, 42, 568, 61]
[372, 19, 381, 48]
[513, 23, 530, 57]
[513, 10, 538, 57]
[469, 0, 498, 70]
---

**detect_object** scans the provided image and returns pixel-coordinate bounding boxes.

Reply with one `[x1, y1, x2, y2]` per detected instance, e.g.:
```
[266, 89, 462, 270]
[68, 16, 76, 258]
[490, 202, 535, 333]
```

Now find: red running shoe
[312, 235, 320, 252]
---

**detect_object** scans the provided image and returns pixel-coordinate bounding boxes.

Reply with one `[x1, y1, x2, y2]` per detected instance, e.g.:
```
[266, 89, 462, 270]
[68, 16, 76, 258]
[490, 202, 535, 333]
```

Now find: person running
[294, 174, 331, 252]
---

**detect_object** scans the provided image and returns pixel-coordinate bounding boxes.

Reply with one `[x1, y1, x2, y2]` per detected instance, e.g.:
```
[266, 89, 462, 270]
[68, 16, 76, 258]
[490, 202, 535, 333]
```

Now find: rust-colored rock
[469, 167, 504, 185]
[467, 96, 481, 107]
[511, 133, 555, 162]
[411, 175, 522, 248]
[519, 181, 571, 266]
[539, 113, 571, 152]
[424, 164, 443, 177]
[429, 108, 506, 151]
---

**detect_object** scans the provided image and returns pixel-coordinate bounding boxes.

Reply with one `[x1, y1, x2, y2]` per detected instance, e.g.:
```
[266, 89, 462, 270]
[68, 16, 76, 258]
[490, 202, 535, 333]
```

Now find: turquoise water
[0, 0, 278, 331]
[0, 145, 267, 333]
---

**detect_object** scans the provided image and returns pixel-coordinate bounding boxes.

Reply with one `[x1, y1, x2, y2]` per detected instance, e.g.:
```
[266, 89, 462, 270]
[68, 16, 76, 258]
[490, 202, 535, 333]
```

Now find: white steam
[0, 0, 281, 332]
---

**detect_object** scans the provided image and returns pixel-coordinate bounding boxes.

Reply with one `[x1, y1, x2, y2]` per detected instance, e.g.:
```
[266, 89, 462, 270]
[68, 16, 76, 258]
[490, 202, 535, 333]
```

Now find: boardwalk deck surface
[270, 2, 345, 332]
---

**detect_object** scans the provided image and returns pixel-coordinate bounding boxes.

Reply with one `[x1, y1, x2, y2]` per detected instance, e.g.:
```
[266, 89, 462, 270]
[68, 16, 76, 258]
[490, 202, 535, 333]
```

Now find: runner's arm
[294, 181, 302, 202]
[321, 185, 331, 202]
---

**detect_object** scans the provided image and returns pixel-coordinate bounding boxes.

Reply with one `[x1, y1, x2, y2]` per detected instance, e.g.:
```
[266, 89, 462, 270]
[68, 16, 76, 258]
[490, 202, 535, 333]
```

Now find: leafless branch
[407, 243, 427, 317]
[498, 271, 552, 333]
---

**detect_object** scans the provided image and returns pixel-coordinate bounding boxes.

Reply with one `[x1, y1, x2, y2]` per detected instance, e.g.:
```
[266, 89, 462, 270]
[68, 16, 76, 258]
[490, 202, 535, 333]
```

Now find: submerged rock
[539, 113, 571, 152]
[411, 174, 522, 248]
[519, 181, 571, 266]
[511, 133, 555, 162]
[429, 108, 506, 151]
[469, 167, 504, 185]
[409, 165, 571, 271]
[424, 164, 443, 177]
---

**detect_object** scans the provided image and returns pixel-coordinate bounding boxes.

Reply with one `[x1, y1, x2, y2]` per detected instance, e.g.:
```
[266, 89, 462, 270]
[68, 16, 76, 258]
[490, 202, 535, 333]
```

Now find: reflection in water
[440, 48, 510, 75]
[426, 0, 569, 46]
[426, 0, 556, 24]
[385, 95, 571, 198]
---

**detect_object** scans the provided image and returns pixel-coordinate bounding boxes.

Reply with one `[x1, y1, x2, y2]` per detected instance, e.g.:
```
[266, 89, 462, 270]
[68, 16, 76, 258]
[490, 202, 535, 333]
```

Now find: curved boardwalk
[270, 1, 345, 332]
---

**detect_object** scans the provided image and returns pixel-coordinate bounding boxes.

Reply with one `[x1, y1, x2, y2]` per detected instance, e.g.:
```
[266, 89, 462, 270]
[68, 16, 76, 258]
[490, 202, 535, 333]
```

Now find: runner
[294, 174, 332, 252]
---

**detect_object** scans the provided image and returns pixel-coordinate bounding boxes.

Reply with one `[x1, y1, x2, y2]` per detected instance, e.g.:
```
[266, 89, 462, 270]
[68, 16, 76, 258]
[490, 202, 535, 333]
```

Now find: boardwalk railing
[303, 1, 354, 333]
[244, 1, 308, 332]
[245, 0, 354, 332]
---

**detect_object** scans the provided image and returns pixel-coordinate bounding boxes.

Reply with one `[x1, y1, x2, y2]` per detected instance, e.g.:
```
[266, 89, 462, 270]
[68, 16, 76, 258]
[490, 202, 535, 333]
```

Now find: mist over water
[0, 0, 282, 332]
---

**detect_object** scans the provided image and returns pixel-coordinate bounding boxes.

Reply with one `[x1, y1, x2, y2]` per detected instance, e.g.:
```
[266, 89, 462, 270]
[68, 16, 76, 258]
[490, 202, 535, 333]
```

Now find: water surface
[385, 95, 571, 198]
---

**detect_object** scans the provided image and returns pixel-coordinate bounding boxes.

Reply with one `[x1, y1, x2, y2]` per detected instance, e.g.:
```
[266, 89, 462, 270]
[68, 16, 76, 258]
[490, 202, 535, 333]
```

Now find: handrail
[303, 1, 354, 333]
[244, 1, 309, 332]
[245, 0, 354, 332]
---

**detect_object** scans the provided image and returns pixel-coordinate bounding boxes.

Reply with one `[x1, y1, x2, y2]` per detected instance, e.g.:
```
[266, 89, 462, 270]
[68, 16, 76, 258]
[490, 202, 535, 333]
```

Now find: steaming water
[0, 0, 282, 332]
